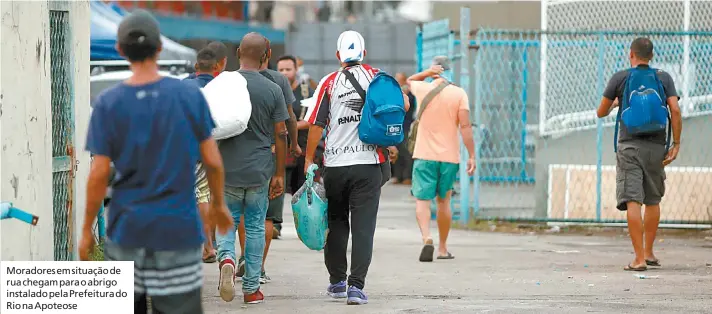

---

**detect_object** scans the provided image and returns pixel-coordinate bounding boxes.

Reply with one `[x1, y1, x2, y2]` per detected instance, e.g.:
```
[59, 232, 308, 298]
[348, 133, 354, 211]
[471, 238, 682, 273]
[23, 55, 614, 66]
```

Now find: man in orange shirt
[407, 56, 476, 262]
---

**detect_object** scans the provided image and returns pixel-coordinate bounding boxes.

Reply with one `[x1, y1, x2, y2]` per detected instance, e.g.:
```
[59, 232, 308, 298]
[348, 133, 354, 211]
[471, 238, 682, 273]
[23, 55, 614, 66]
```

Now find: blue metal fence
[417, 23, 712, 224]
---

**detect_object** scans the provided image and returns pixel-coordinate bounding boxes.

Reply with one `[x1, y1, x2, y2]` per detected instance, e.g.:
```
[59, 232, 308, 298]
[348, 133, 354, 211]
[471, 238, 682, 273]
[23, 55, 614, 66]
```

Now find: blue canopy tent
[90, 1, 196, 62]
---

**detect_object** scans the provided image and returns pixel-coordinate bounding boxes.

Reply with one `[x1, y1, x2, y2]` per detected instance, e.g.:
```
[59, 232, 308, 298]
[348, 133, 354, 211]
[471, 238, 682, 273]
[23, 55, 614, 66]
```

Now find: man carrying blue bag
[597, 37, 682, 272]
[290, 164, 328, 250]
[303, 30, 409, 306]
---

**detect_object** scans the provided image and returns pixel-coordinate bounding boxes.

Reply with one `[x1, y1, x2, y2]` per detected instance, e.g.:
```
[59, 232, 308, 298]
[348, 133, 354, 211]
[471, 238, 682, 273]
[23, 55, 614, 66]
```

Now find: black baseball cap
[117, 9, 161, 47]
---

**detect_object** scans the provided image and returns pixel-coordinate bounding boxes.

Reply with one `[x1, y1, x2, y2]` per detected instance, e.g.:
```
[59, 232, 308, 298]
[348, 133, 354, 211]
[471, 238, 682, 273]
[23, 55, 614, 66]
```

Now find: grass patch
[89, 240, 105, 261]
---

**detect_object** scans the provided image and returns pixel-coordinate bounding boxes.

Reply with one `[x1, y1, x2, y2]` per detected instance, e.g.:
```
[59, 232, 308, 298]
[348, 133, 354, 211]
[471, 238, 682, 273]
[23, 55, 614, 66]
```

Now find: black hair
[631, 37, 654, 60]
[344, 61, 360, 67]
[207, 41, 228, 61]
[277, 55, 297, 68]
[195, 48, 218, 72]
[119, 31, 159, 62]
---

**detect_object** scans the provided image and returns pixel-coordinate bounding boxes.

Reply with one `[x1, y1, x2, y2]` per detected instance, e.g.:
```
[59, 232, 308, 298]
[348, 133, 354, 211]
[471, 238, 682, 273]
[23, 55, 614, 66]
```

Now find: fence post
[682, 0, 691, 115]
[520, 48, 529, 181]
[595, 32, 605, 222]
[473, 34, 483, 216]
[459, 7, 471, 224]
[416, 26, 423, 72]
[539, 0, 548, 136]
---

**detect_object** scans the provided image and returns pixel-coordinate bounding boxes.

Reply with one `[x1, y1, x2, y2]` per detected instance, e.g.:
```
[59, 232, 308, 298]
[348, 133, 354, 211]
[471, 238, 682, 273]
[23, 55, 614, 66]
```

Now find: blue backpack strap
[614, 69, 635, 153]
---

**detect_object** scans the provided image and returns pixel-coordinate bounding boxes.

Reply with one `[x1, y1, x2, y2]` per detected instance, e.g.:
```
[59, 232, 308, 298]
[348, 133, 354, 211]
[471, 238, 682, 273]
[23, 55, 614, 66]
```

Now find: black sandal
[645, 259, 661, 267]
[624, 263, 647, 271]
[437, 252, 455, 260]
[419, 240, 434, 262]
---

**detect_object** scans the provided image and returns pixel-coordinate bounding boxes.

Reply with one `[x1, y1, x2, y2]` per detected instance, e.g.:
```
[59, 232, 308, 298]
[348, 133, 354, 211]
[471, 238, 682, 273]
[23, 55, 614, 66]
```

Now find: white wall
[0, 0, 90, 261]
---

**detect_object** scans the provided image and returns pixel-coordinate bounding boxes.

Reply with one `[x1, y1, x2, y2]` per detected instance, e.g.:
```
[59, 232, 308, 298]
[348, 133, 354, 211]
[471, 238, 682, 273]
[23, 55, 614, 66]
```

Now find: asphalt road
[201, 184, 712, 314]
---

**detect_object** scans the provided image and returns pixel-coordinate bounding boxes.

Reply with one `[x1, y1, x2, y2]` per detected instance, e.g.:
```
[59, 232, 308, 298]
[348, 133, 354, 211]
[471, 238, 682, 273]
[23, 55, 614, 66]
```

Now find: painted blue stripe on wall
[153, 15, 285, 44]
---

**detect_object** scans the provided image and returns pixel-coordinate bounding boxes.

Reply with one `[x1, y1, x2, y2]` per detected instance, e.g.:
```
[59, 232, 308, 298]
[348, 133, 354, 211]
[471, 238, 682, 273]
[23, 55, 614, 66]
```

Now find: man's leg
[411, 159, 438, 262]
[262, 193, 285, 282]
[241, 183, 269, 301]
[626, 201, 646, 266]
[149, 288, 203, 314]
[236, 217, 246, 278]
[397, 140, 413, 184]
[616, 145, 646, 270]
[198, 200, 215, 263]
[435, 192, 452, 257]
[643, 204, 661, 262]
[435, 162, 459, 258]
[216, 188, 244, 302]
[641, 142, 666, 265]
[347, 164, 381, 301]
[322, 166, 350, 298]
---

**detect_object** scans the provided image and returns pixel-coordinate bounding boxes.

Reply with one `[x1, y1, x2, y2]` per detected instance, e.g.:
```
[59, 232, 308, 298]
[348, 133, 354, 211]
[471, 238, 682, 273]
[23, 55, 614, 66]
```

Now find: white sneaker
[218, 259, 236, 302]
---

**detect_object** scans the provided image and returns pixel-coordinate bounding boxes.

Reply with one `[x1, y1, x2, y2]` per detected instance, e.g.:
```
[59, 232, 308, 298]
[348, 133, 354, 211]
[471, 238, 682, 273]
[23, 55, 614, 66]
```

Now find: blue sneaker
[326, 281, 347, 298]
[346, 286, 368, 305]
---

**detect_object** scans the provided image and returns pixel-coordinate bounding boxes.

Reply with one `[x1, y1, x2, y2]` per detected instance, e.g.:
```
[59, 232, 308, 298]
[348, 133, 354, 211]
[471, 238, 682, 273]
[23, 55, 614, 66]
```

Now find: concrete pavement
[202, 184, 712, 314]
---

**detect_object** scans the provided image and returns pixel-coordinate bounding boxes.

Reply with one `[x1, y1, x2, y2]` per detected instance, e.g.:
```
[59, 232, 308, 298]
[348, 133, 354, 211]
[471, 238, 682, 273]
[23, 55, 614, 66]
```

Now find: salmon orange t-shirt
[410, 79, 469, 164]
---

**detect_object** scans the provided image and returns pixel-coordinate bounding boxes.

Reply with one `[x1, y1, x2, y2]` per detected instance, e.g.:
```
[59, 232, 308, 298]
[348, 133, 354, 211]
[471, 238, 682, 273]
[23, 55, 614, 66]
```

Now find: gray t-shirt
[603, 65, 678, 145]
[260, 69, 296, 145]
[219, 70, 289, 187]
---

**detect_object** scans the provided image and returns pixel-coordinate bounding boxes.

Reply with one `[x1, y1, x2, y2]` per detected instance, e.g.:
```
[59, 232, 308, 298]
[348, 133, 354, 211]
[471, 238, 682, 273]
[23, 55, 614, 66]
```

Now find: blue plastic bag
[291, 164, 328, 251]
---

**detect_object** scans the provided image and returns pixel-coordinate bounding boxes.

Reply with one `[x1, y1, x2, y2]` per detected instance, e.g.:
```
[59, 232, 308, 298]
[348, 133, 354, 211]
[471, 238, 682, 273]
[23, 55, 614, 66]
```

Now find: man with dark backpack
[407, 56, 476, 263]
[597, 37, 682, 272]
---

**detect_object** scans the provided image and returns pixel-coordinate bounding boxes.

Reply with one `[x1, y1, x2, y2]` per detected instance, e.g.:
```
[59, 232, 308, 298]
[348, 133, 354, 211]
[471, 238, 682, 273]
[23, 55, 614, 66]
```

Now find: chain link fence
[542, 0, 712, 136]
[417, 3, 712, 225]
[50, 9, 75, 261]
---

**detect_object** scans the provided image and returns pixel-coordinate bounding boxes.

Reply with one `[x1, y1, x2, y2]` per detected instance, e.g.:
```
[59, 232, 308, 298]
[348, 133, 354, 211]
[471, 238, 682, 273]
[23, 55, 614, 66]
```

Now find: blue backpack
[342, 69, 406, 147]
[614, 66, 671, 152]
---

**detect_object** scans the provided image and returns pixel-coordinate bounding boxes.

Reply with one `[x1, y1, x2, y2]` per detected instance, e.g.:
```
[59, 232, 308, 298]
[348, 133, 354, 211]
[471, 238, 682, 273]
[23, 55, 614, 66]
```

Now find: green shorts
[411, 159, 459, 200]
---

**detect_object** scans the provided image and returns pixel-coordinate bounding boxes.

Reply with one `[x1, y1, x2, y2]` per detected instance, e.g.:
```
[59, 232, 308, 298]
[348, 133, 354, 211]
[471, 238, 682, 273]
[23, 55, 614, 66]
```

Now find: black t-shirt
[603, 65, 678, 145]
[292, 82, 315, 148]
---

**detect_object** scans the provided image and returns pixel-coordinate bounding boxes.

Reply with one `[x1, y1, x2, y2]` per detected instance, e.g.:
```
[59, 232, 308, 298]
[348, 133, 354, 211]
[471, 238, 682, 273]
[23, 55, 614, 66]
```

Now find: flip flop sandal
[419, 243, 434, 262]
[624, 264, 647, 271]
[437, 252, 455, 260]
[645, 259, 661, 267]
[203, 253, 217, 263]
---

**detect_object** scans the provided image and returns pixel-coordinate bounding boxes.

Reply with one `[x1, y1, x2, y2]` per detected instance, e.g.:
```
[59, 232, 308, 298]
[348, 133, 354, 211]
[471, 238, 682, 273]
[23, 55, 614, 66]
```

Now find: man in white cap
[303, 30, 406, 306]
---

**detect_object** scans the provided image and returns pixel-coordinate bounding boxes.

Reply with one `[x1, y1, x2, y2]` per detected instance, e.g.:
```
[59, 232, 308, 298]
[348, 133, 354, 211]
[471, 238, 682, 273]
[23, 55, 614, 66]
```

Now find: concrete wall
[287, 22, 417, 80]
[432, 1, 541, 31]
[535, 115, 712, 218]
[1, 1, 90, 261]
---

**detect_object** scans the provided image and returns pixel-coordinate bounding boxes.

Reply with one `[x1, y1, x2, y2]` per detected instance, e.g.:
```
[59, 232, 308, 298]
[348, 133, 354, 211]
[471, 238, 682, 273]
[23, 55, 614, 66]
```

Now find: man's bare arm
[407, 67, 438, 84]
[82, 156, 111, 234]
[200, 138, 225, 206]
[274, 121, 287, 177]
[403, 93, 411, 112]
[668, 96, 682, 144]
[457, 109, 475, 159]
[286, 104, 299, 149]
[597, 97, 619, 118]
[304, 124, 324, 172]
[297, 120, 311, 130]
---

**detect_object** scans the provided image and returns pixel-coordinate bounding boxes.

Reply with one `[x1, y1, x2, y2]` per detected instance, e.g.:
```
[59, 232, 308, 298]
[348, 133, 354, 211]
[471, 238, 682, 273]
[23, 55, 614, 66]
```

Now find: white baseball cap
[337, 30, 365, 63]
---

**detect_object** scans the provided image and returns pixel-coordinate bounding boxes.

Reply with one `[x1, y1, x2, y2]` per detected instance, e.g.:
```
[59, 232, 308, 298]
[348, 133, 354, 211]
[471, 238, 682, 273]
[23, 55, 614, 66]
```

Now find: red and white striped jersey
[305, 64, 387, 167]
